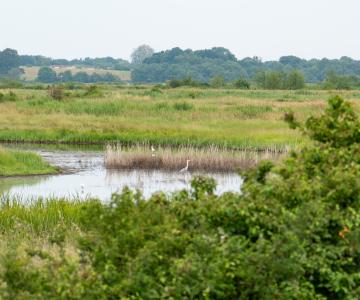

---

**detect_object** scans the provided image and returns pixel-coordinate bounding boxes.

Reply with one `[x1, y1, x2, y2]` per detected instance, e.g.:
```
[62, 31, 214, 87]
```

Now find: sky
[0, 0, 359, 61]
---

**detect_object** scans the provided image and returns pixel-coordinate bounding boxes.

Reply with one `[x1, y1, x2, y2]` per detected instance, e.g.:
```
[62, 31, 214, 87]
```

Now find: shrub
[173, 101, 194, 111]
[167, 77, 202, 88]
[323, 71, 355, 90]
[211, 76, 225, 88]
[233, 77, 250, 89]
[0, 91, 18, 103]
[83, 85, 103, 97]
[48, 86, 64, 101]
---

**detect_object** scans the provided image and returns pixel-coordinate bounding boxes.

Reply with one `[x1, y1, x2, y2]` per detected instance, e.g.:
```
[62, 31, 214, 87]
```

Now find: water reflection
[3, 169, 242, 201]
[0, 175, 48, 195]
[0, 145, 243, 201]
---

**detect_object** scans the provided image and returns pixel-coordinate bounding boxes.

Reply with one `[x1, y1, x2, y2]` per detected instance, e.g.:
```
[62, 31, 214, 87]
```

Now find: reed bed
[105, 144, 284, 172]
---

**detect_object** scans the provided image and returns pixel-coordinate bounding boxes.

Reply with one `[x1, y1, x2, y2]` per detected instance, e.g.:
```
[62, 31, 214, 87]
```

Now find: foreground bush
[1, 96, 360, 298]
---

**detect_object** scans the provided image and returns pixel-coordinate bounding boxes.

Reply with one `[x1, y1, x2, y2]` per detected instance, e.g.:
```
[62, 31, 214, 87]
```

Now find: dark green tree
[0, 48, 20, 76]
[37, 67, 58, 83]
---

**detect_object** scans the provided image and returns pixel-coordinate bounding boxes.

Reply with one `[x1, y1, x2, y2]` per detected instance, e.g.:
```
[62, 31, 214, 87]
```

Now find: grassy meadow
[0, 147, 57, 176]
[0, 85, 358, 151]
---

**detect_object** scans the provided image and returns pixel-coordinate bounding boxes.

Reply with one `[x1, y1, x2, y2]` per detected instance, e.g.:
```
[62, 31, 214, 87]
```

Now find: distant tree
[73, 72, 90, 83]
[168, 78, 182, 88]
[211, 76, 225, 88]
[253, 70, 266, 88]
[234, 77, 250, 89]
[323, 71, 353, 90]
[58, 70, 73, 82]
[131, 45, 154, 65]
[37, 67, 58, 83]
[279, 56, 305, 69]
[265, 71, 284, 89]
[196, 47, 237, 62]
[253, 70, 304, 90]
[286, 70, 305, 90]
[0, 48, 20, 75]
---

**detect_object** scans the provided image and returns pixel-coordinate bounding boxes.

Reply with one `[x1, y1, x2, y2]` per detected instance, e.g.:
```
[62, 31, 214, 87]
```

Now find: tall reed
[105, 144, 283, 172]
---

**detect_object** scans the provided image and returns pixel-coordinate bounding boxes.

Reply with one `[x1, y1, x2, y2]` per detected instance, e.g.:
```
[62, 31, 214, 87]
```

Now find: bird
[151, 145, 156, 157]
[179, 160, 190, 173]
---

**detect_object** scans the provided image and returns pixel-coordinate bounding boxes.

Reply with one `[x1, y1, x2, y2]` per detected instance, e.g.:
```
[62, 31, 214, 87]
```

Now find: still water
[0, 145, 242, 201]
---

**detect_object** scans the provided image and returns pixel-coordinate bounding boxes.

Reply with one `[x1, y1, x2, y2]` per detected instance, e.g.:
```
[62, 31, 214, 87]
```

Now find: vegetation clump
[173, 101, 194, 111]
[83, 85, 103, 97]
[0, 91, 18, 103]
[0, 147, 57, 176]
[233, 77, 250, 89]
[254, 69, 305, 90]
[48, 85, 64, 101]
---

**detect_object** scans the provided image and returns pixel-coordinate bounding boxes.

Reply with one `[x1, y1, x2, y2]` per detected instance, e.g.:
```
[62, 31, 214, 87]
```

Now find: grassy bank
[105, 144, 283, 172]
[1, 86, 357, 150]
[0, 147, 57, 176]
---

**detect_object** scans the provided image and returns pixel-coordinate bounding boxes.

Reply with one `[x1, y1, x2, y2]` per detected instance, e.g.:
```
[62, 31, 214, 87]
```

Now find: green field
[0, 85, 358, 150]
[21, 66, 131, 82]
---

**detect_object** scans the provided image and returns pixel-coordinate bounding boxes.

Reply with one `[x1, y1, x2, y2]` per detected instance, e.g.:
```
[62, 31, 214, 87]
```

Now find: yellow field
[21, 66, 131, 81]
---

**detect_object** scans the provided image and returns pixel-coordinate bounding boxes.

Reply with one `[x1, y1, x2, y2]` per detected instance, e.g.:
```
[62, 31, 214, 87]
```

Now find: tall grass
[105, 144, 283, 172]
[0, 86, 355, 150]
[0, 196, 89, 234]
[0, 147, 58, 176]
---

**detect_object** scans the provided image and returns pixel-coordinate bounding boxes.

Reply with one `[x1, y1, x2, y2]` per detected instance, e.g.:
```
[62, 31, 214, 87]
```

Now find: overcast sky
[0, 0, 359, 61]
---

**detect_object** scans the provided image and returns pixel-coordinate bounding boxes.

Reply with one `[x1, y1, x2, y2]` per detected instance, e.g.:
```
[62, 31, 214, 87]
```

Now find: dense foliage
[132, 47, 246, 83]
[0, 49, 23, 79]
[4, 47, 360, 85]
[132, 48, 360, 84]
[1, 96, 360, 298]
[323, 71, 360, 90]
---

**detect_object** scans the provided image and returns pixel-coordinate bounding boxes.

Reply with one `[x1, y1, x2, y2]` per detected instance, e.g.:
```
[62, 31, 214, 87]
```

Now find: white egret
[179, 160, 190, 173]
[151, 145, 156, 157]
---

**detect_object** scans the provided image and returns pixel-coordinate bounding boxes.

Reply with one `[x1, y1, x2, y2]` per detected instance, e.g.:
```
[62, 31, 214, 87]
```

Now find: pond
[0, 144, 243, 201]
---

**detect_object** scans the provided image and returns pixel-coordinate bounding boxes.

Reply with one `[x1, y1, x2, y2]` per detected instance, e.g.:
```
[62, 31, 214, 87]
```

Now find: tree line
[132, 47, 360, 84]
[3, 47, 360, 87]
